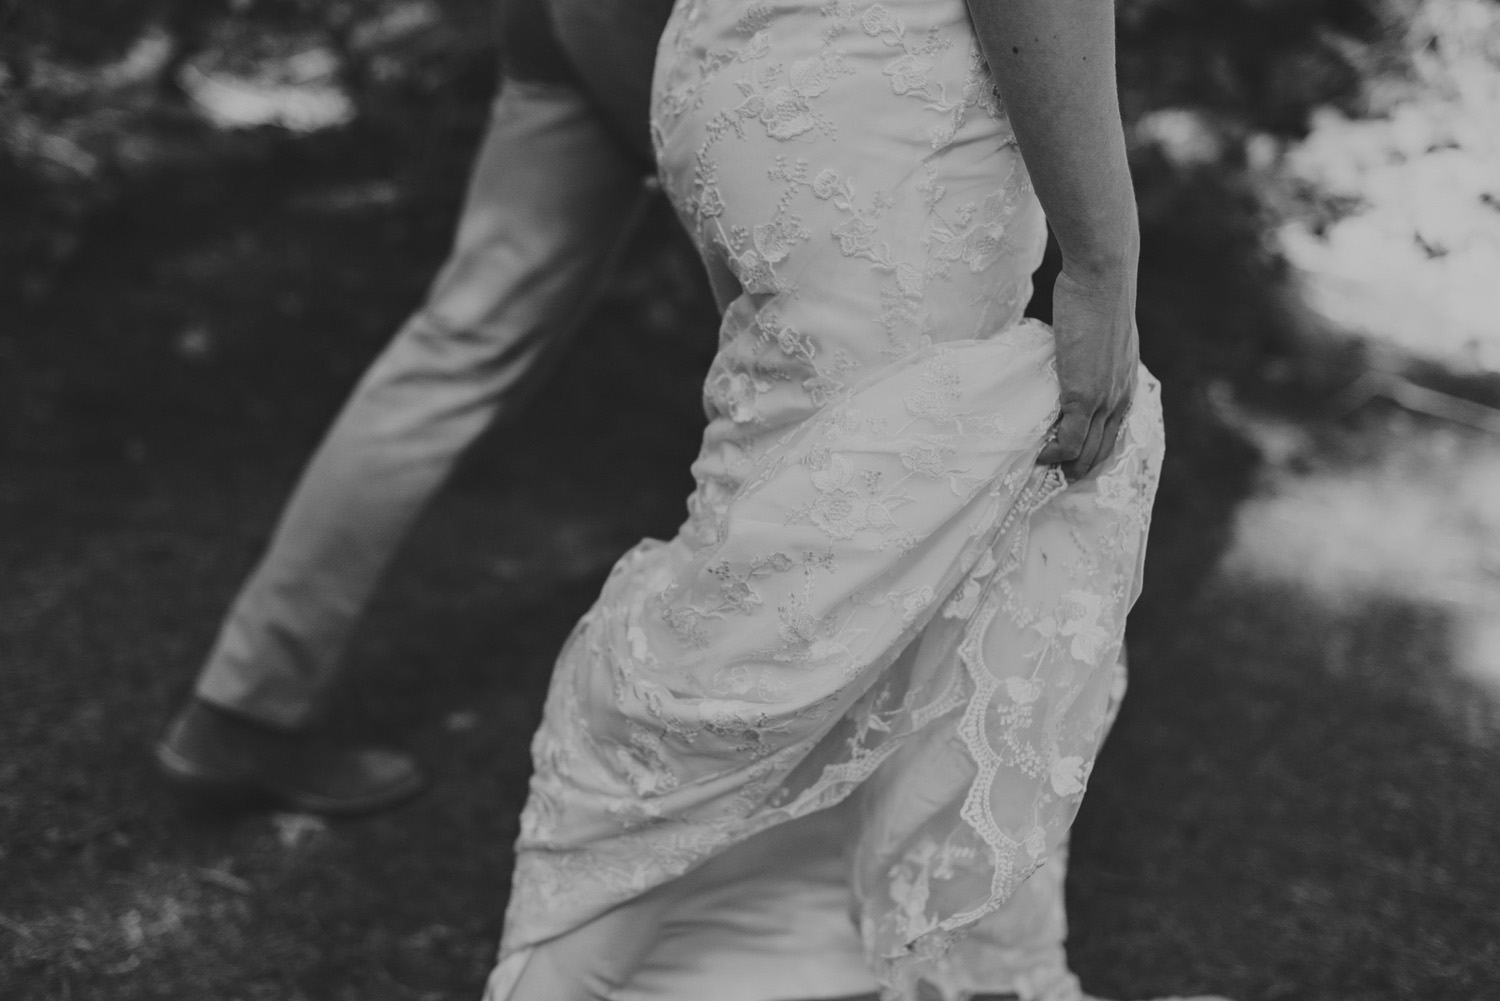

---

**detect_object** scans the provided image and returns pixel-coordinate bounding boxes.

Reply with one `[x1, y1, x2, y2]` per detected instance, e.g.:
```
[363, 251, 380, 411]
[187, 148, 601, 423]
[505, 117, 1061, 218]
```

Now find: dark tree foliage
[0, 0, 1422, 466]
[3, 0, 177, 68]
[2, 0, 1419, 123]
[0, 0, 1423, 244]
[1118, 0, 1420, 132]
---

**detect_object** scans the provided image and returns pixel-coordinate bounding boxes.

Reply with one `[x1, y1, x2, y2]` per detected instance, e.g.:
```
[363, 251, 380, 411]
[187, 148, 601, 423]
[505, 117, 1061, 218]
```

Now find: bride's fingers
[1037, 405, 1091, 468]
[1088, 407, 1129, 477]
[1065, 407, 1110, 481]
[1060, 394, 1131, 481]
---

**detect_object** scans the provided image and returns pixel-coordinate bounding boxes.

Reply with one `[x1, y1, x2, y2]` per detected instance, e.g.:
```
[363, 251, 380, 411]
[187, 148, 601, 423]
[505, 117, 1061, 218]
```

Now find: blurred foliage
[0, 0, 1426, 292]
[1, 1, 488, 83]
[2, 0, 1424, 119]
[2, 0, 175, 69]
[1117, 0, 1424, 130]
[0, 0, 1443, 467]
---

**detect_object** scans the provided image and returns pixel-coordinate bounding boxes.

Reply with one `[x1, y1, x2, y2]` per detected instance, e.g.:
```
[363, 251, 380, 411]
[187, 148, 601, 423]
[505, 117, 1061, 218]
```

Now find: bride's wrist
[1058, 242, 1138, 296]
[1056, 210, 1139, 292]
[1056, 259, 1138, 302]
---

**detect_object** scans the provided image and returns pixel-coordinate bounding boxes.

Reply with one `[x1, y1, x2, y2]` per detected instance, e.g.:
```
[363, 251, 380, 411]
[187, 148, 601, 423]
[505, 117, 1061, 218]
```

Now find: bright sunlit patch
[179, 47, 354, 133]
[1276, 0, 1500, 373]
[1221, 408, 1500, 706]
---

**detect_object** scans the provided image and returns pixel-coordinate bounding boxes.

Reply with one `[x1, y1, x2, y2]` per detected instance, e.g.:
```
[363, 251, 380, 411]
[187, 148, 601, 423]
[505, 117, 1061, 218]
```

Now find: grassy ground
[4, 25, 1500, 1001]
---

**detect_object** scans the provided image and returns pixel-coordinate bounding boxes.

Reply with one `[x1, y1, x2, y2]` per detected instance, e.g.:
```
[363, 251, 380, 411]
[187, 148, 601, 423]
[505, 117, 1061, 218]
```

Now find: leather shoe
[156, 699, 428, 817]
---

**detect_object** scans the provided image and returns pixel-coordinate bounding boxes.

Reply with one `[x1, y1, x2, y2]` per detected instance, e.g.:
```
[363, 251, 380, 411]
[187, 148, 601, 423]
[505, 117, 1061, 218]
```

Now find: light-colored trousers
[193, 77, 1082, 1001]
[195, 79, 652, 725]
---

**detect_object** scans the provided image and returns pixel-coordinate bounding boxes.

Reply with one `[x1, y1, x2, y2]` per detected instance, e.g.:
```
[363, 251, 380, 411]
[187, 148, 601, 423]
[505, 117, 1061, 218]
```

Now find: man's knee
[359, 309, 535, 399]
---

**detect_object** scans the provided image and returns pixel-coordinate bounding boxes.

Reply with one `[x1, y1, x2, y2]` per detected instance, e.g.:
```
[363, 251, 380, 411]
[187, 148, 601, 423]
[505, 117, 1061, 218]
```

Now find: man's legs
[201, 80, 649, 725]
[160, 78, 652, 811]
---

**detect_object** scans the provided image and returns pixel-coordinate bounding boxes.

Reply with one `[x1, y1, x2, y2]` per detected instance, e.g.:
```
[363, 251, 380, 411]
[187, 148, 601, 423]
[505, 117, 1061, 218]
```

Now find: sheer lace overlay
[493, 2, 1165, 998]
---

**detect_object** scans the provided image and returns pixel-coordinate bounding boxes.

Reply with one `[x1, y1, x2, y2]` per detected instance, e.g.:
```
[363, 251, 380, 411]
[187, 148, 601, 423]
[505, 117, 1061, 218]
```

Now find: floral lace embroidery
[493, 4, 1166, 1000]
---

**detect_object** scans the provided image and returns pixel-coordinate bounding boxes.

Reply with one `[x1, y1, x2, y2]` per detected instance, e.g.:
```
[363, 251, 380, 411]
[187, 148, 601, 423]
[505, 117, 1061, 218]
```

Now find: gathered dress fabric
[485, 2, 1166, 999]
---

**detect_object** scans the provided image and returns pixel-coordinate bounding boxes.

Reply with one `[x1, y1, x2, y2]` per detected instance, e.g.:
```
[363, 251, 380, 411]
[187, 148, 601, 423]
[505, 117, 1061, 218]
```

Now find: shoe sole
[155, 742, 429, 818]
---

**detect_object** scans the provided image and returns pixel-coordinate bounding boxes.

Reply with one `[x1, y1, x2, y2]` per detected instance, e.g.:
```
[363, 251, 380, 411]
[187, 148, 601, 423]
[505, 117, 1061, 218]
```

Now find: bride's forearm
[966, 0, 1138, 288]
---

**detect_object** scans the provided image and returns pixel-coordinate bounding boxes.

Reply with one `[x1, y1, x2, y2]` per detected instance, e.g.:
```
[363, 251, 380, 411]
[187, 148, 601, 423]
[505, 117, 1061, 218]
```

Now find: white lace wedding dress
[485, 2, 1166, 998]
